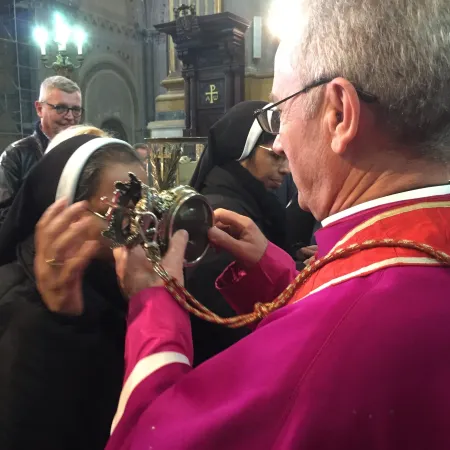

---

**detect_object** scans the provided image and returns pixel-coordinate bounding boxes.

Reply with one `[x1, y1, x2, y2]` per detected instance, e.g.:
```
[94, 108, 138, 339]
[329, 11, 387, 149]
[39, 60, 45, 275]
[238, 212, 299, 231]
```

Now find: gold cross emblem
[205, 84, 219, 104]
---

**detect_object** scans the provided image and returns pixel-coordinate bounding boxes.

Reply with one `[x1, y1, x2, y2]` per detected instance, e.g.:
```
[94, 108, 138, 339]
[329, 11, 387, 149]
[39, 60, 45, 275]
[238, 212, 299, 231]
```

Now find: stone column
[147, 0, 185, 138]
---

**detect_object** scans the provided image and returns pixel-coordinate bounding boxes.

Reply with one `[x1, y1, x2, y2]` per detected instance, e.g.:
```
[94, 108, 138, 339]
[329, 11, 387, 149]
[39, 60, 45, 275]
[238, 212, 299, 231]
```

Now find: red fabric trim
[289, 201, 450, 304]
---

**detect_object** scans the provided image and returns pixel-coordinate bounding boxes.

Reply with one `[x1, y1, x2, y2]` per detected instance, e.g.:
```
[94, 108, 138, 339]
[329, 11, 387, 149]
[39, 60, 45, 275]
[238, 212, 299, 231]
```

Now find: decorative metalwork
[101, 173, 213, 266]
[174, 4, 197, 18]
[41, 51, 84, 78]
[145, 137, 207, 190]
[148, 142, 183, 191]
[205, 84, 219, 104]
[175, 3, 200, 42]
[33, 12, 86, 77]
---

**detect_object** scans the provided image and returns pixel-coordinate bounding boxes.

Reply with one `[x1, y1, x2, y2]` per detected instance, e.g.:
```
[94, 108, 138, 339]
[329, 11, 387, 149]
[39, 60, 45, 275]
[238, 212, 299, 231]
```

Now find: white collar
[322, 184, 450, 227]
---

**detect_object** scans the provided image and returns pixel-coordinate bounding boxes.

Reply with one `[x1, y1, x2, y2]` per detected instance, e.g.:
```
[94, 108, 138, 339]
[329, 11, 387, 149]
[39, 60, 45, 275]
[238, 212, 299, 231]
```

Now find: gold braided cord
[160, 239, 450, 329]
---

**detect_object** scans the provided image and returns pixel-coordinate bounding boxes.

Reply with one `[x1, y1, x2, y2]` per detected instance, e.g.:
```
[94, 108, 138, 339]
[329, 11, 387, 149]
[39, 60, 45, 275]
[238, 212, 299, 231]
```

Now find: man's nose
[272, 134, 284, 155]
[64, 110, 75, 121]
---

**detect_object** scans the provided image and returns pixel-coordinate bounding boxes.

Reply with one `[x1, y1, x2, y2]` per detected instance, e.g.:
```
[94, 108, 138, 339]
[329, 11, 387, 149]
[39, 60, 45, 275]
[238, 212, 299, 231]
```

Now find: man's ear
[35, 101, 43, 118]
[325, 78, 360, 155]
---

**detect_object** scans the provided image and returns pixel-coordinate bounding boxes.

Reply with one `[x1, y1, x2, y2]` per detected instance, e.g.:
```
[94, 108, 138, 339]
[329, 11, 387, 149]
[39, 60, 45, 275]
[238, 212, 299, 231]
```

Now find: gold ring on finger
[45, 258, 65, 266]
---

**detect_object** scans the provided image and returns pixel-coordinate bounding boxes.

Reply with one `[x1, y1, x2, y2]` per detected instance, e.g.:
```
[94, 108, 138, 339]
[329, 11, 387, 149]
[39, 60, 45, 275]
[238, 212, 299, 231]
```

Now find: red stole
[289, 200, 450, 305]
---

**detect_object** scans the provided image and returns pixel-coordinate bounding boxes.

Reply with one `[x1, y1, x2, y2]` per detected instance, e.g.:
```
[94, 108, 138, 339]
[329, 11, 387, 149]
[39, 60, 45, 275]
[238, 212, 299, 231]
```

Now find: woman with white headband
[0, 134, 146, 450]
[188, 100, 290, 365]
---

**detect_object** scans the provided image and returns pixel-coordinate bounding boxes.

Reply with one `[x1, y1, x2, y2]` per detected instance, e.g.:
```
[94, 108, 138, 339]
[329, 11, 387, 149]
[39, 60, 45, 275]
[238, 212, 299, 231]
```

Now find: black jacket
[0, 238, 126, 450]
[0, 123, 48, 228]
[186, 164, 287, 366]
[275, 174, 316, 253]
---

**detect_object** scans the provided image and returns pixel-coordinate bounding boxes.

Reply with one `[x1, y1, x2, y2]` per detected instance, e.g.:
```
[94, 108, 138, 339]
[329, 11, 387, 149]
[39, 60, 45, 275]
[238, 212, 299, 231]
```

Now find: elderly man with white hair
[0, 76, 82, 227]
[33, 1, 450, 449]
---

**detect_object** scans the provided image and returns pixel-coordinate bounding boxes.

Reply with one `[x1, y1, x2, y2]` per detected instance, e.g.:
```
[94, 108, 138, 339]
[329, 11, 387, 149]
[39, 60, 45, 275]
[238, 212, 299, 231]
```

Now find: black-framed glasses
[254, 77, 378, 135]
[42, 101, 84, 118]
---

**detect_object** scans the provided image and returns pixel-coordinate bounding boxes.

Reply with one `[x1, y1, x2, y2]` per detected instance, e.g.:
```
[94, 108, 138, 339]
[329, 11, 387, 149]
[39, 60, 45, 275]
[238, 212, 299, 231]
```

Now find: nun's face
[243, 143, 290, 190]
[85, 162, 147, 261]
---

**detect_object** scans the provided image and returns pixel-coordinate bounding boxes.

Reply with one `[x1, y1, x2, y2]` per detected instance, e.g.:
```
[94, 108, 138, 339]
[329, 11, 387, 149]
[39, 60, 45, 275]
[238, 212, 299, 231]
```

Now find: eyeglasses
[87, 208, 107, 221]
[259, 144, 288, 163]
[259, 145, 274, 152]
[42, 101, 84, 118]
[254, 77, 378, 135]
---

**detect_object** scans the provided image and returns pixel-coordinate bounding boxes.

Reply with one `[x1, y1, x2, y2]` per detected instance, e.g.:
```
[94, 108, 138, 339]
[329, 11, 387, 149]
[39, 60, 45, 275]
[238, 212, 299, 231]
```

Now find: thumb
[162, 229, 189, 281]
[208, 226, 246, 259]
[113, 247, 128, 282]
[113, 246, 126, 263]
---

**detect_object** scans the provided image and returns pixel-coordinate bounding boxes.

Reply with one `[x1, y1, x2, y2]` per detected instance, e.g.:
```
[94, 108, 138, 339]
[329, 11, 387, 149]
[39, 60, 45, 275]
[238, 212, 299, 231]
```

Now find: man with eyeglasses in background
[0, 76, 82, 227]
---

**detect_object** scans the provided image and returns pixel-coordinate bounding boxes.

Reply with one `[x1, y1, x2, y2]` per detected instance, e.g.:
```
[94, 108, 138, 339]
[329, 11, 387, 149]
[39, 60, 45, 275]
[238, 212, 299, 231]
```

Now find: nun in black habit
[0, 135, 146, 450]
[187, 100, 291, 365]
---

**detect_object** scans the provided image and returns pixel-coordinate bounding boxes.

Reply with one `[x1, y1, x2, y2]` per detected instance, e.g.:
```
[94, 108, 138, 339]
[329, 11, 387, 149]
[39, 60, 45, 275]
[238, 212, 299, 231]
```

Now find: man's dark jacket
[0, 122, 49, 227]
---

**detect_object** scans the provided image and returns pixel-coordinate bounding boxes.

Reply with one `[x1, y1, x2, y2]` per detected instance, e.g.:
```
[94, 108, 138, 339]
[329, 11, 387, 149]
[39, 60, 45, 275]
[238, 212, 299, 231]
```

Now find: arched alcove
[101, 118, 128, 141]
[79, 55, 139, 143]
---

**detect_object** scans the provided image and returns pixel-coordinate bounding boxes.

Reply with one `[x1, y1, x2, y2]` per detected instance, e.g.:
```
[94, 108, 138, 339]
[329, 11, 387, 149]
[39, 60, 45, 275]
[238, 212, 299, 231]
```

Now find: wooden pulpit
[155, 5, 250, 137]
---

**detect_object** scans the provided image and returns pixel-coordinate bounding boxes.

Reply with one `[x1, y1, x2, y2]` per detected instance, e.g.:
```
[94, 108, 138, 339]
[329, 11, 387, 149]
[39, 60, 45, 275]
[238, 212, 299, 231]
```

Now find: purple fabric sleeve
[124, 287, 193, 380]
[216, 242, 297, 316]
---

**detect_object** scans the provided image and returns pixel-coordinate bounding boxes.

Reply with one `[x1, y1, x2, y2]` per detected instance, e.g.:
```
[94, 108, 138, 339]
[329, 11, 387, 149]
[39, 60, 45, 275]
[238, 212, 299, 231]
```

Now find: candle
[33, 26, 48, 56]
[73, 28, 86, 56]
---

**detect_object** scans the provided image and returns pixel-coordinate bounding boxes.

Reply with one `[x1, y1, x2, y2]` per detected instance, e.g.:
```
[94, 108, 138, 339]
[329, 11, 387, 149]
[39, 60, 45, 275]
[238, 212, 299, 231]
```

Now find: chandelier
[33, 12, 87, 78]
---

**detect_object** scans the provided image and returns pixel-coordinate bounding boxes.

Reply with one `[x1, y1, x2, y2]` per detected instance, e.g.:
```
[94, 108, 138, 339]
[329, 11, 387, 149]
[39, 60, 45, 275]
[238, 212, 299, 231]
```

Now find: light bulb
[33, 26, 48, 55]
[267, 0, 304, 41]
[53, 12, 71, 51]
[73, 27, 86, 55]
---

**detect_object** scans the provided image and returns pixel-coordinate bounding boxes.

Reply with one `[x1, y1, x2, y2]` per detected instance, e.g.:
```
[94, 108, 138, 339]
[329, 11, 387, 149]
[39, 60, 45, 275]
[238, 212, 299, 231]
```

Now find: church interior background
[0, 0, 279, 152]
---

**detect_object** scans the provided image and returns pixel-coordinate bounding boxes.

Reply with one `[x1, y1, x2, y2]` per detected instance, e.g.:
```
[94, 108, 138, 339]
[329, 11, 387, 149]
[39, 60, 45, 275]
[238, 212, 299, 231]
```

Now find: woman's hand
[34, 199, 100, 316]
[296, 245, 318, 264]
[114, 230, 188, 299]
[208, 209, 268, 270]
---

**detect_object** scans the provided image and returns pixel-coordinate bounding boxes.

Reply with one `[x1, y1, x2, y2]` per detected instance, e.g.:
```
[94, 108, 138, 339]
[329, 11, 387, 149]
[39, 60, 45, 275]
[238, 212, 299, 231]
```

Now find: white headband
[238, 118, 263, 161]
[238, 103, 274, 161]
[55, 137, 133, 204]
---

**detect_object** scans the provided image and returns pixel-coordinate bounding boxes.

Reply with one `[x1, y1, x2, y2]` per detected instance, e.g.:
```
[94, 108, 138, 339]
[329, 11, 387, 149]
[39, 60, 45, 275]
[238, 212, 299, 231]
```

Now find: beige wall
[79, 0, 132, 25]
[245, 75, 274, 102]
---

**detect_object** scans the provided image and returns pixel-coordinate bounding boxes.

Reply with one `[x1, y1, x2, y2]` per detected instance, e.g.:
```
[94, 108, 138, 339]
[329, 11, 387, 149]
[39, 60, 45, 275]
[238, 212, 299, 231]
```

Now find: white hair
[39, 76, 81, 102]
[291, 0, 450, 160]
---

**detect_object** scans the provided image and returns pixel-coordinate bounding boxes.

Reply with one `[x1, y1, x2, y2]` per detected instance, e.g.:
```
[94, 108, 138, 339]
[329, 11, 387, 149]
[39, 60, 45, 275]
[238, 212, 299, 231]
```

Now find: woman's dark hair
[75, 144, 143, 201]
[255, 131, 275, 148]
[246, 131, 276, 160]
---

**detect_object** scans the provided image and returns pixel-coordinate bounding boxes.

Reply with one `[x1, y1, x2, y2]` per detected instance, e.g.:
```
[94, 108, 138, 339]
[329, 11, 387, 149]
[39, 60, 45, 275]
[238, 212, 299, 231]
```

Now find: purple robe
[107, 195, 450, 449]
